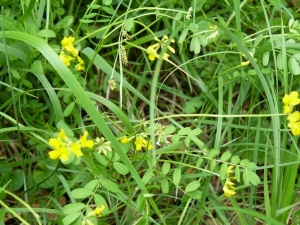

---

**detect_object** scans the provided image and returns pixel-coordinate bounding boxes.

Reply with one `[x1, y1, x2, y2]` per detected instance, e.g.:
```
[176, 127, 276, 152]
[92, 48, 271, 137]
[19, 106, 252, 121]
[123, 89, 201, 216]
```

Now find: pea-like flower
[59, 36, 85, 71]
[87, 205, 105, 217]
[282, 91, 300, 114]
[48, 129, 94, 162]
[223, 165, 236, 198]
[146, 35, 175, 61]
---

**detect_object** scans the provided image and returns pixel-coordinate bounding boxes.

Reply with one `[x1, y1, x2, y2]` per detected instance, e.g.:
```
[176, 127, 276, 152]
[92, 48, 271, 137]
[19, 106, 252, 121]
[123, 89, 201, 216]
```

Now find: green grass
[1, 0, 300, 224]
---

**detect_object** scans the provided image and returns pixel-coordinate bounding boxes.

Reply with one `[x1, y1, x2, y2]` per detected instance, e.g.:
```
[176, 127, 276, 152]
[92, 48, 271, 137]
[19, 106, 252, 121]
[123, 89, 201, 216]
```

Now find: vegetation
[1, 0, 300, 224]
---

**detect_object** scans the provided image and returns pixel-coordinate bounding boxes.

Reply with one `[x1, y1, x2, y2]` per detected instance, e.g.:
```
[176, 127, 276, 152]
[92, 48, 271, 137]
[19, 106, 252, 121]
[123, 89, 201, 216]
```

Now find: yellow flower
[93, 205, 105, 217]
[75, 56, 85, 71]
[223, 178, 236, 197]
[226, 165, 234, 175]
[48, 146, 70, 162]
[146, 35, 175, 61]
[289, 122, 300, 136]
[283, 91, 300, 107]
[135, 136, 153, 151]
[283, 105, 293, 114]
[48, 129, 94, 162]
[287, 111, 300, 123]
[121, 136, 133, 144]
[59, 51, 74, 66]
[61, 36, 78, 57]
[71, 142, 83, 157]
[135, 137, 144, 151]
[80, 131, 94, 148]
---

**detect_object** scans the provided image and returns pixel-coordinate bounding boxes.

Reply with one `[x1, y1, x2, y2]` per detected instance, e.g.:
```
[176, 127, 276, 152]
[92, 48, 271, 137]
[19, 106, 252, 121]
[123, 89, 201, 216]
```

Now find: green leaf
[178, 28, 189, 44]
[164, 126, 176, 134]
[185, 181, 200, 193]
[124, 18, 134, 31]
[102, 7, 114, 15]
[186, 190, 202, 200]
[210, 159, 216, 171]
[10, 169, 24, 191]
[220, 151, 231, 162]
[196, 156, 203, 167]
[262, 51, 270, 66]
[136, 193, 145, 213]
[142, 170, 153, 184]
[207, 148, 220, 159]
[235, 166, 240, 182]
[188, 128, 202, 136]
[87, 4, 101, 9]
[162, 162, 170, 175]
[189, 23, 198, 33]
[100, 178, 119, 193]
[276, 52, 284, 70]
[84, 13, 98, 19]
[219, 163, 228, 180]
[231, 155, 240, 164]
[197, 34, 207, 46]
[63, 203, 85, 214]
[178, 127, 191, 136]
[93, 152, 108, 166]
[84, 180, 98, 191]
[240, 159, 250, 167]
[62, 212, 81, 225]
[64, 102, 75, 117]
[113, 162, 129, 175]
[71, 188, 93, 199]
[248, 170, 260, 186]
[246, 162, 257, 169]
[254, 34, 264, 47]
[289, 57, 300, 75]
[173, 168, 181, 186]
[161, 177, 169, 194]
[37, 29, 56, 38]
[243, 168, 250, 185]
[190, 36, 201, 54]
[171, 134, 180, 143]
[103, 0, 112, 5]
[79, 19, 94, 23]
[268, 0, 280, 9]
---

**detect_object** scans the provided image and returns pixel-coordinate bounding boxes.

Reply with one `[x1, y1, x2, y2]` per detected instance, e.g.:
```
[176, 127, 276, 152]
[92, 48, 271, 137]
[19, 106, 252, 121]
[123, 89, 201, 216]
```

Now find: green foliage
[1, 0, 300, 224]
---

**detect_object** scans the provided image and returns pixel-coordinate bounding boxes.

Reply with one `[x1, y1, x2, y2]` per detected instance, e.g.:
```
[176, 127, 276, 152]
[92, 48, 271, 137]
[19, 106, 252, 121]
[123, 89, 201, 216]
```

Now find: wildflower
[75, 56, 85, 71]
[61, 36, 78, 57]
[282, 91, 300, 114]
[93, 205, 105, 216]
[186, 7, 193, 20]
[287, 111, 300, 123]
[80, 131, 94, 148]
[59, 51, 74, 66]
[223, 178, 236, 197]
[95, 137, 112, 155]
[146, 35, 175, 61]
[121, 136, 133, 144]
[48, 129, 94, 162]
[289, 121, 300, 136]
[240, 52, 255, 66]
[135, 136, 152, 151]
[223, 165, 236, 198]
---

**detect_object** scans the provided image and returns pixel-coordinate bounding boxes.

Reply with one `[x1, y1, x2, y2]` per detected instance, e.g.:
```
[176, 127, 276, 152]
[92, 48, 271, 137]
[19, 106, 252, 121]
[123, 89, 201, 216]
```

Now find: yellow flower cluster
[146, 35, 175, 61]
[59, 36, 85, 71]
[223, 166, 236, 197]
[48, 129, 94, 162]
[282, 91, 300, 136]
[83, 205, 105, 225]
[121, 134, 152, 151]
